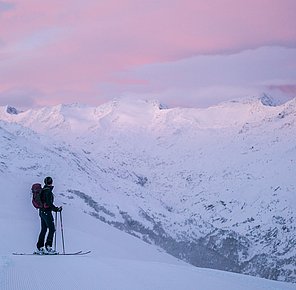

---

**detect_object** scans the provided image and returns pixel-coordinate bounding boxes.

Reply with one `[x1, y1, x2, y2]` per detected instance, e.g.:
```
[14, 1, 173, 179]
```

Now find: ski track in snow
[2, 256, 295, 290]
[0, 256, 11, 290]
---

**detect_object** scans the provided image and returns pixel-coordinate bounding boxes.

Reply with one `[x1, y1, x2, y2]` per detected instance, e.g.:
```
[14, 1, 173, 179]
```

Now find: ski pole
[54, 211, 58, 251]
[60, 211, 65, 255]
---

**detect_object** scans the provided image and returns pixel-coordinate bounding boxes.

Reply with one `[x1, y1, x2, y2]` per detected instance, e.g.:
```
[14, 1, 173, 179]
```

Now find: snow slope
[0, 96, 295, 285]
[0, 175, 294, 290]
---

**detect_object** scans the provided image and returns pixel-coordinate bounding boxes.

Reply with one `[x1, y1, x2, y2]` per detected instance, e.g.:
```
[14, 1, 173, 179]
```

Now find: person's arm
[44, 189, 59, 211]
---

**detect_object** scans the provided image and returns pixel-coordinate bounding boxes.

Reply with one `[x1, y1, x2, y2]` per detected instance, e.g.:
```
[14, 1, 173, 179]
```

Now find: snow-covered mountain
[0, 96, 295, 284]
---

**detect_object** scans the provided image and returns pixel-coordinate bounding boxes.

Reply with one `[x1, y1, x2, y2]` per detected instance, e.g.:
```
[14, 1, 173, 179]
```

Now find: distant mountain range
[0, 95, 295, 282]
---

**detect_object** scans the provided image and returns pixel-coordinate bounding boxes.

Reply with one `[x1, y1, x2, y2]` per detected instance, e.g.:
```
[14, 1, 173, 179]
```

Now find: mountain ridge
[1, 96, 295, 136]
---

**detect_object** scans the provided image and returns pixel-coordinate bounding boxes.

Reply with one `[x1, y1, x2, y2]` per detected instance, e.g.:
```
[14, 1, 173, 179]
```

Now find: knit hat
[44, 176, 53, 185]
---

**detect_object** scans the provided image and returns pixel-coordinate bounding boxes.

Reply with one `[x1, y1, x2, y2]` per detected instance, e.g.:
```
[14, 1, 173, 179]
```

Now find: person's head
[44, 176, 53, 186]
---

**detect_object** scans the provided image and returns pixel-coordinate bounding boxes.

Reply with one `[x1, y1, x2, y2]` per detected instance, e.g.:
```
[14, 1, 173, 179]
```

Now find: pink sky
[0, 0, 296, 108]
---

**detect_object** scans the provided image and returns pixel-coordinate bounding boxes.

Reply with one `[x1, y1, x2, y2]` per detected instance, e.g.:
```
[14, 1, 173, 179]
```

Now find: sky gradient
[0, 0, 296, 108]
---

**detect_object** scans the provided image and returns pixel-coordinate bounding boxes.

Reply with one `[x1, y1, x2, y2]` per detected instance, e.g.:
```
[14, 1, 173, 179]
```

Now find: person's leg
[37, 212, 48, 249]
[43, 212, 55, 248]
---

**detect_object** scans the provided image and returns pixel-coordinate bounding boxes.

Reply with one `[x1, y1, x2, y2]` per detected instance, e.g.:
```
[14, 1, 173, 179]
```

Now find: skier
[36, 176, 62, 254]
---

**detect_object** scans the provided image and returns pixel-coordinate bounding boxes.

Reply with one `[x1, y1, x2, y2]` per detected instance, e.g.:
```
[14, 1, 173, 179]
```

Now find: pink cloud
[3, 0, 296, 57]
[269, 84, 296, 95]
[0, 0, 295, 107]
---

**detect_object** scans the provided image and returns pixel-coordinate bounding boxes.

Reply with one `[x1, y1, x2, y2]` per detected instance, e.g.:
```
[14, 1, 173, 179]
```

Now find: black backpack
[31, 183, 44, 209]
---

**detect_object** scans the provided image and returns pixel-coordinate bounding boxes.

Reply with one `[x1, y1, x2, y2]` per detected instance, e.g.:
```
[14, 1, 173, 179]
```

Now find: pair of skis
[13, 250, 91, 256]
[13, 211, 91, 256]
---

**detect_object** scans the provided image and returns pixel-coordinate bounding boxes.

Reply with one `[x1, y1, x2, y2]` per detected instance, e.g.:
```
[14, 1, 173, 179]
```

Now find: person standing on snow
[36, 176, 62, 254]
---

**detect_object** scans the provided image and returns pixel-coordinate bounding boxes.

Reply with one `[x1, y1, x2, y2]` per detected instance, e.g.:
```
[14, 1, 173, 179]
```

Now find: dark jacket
[41, 185, 59, 212]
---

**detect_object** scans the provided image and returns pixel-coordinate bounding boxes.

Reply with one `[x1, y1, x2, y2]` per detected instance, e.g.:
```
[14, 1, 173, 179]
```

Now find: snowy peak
[6, 105, 19, 115]
[0, 105, 20, 117]
[96, 98, 165, 129]
[161, 97, 280, 130]
[260, 93, 282, 107]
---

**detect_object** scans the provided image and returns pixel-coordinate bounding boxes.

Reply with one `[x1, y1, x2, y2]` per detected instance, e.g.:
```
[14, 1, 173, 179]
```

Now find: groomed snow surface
[0, 177, 294, 290]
